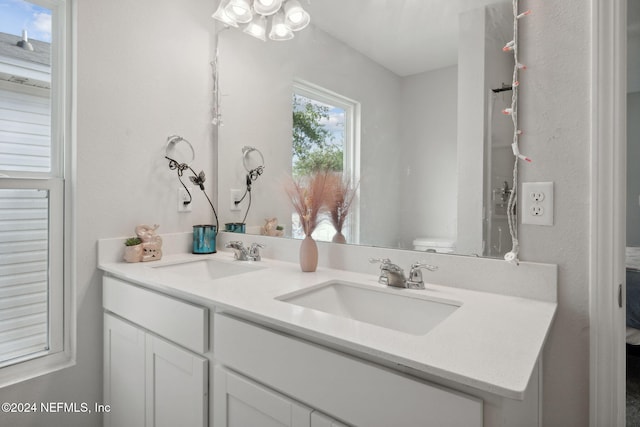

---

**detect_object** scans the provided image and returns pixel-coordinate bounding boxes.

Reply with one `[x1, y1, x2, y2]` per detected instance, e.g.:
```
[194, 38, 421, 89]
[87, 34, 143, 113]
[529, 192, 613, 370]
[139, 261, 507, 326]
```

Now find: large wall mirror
[216, 0, 517, 258]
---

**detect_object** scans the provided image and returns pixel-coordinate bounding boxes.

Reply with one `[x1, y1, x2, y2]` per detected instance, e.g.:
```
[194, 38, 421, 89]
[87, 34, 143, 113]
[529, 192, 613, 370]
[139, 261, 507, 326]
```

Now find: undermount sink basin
[151, 258, 265, 281]
[276, 280, 460, 335]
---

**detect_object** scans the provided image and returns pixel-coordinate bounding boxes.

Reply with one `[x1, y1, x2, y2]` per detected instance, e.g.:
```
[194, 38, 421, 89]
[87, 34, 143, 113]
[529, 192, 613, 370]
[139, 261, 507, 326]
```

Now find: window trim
[0, 0, 74, 386]
[292, 79, 361, 244]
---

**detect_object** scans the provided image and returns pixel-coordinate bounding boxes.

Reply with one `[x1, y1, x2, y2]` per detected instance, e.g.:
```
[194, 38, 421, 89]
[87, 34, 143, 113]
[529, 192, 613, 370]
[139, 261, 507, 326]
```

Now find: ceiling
[306, 0, 511, 77]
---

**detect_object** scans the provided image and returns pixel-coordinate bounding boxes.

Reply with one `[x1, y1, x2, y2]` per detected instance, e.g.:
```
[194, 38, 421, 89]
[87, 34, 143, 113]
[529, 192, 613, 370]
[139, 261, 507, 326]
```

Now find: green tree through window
[292, 93, 344, 176]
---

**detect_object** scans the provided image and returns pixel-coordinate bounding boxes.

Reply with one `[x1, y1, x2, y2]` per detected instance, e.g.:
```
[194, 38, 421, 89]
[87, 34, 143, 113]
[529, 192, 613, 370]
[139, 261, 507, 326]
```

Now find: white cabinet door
[311, 412, 348, 427]
[146, 335, 208, 427]
[104, 314, 146, 427]
[214, 366, 311, 427]
[104, 313, 208, 427]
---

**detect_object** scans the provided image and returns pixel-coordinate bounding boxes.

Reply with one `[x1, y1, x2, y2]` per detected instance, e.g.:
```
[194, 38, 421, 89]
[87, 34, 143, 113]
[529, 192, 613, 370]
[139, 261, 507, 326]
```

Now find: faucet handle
[369, 258, 404, 274]
[225, 241, 248, 260]
[369, 258, 392, 285]
[249, 242, 264, 261]
[410, 261, 438, 272]
[406, 262, 438, 289]
[370, 258, 406, 286]
[369, 257, 392, 267]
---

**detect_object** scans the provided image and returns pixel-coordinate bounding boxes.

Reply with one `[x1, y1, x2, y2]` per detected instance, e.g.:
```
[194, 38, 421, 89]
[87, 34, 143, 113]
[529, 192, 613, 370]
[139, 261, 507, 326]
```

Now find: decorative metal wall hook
[235, 146, 266, 226]
[242, 146, 265, 174]
[165, 135, 195, 167]
[163, 135, 219, 231]
[165, 156, 190, 176]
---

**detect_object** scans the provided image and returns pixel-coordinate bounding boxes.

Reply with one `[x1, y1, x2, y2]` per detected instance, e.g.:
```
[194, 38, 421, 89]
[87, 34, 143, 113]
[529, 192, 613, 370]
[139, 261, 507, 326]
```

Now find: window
[0, 0, 71, 382]
[291, 80, 360, 243]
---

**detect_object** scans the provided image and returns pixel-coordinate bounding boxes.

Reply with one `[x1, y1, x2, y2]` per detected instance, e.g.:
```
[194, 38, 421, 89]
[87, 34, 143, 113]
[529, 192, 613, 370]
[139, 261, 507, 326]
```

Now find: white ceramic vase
[332, 231, 347, 244]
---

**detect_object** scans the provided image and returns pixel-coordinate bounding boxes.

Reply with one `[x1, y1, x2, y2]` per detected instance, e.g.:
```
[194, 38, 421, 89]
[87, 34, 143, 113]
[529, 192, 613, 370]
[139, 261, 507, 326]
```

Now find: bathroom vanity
[98, 233, 556, 427]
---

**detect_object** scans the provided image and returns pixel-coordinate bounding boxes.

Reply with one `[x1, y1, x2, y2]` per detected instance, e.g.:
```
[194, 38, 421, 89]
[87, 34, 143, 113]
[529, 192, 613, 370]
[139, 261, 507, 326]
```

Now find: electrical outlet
[230, 189, 242, 211]
[177, 187, 192, 212]
[530, 191, 545, 203]
[531, 205, 544, 216]
[522, 182, 553, 226]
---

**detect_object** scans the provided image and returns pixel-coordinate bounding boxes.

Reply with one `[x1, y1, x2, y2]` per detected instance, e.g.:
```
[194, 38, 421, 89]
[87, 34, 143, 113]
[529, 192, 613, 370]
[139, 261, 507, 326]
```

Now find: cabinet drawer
[103, 276, 208, 353]
[214, 314, 482, 427]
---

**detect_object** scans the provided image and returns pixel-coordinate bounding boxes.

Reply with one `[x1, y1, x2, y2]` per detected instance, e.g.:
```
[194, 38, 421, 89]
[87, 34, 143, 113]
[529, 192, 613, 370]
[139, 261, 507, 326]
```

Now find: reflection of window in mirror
[291, 81, 360, 243]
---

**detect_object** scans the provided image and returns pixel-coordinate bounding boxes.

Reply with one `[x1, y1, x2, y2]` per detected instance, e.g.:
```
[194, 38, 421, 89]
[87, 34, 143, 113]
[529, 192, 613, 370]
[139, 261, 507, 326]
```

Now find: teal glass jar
[224, 222, 246, 233]
[192, 224, 217, 254]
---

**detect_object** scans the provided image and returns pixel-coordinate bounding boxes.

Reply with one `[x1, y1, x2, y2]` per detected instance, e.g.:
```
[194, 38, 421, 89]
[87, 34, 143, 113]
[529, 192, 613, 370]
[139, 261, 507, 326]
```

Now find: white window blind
[0, 188, 49, 365]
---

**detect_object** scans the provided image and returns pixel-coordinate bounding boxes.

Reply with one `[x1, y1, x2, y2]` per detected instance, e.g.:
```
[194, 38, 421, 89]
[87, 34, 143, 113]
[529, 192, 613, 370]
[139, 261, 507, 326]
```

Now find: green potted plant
[123, 237, 143, 263]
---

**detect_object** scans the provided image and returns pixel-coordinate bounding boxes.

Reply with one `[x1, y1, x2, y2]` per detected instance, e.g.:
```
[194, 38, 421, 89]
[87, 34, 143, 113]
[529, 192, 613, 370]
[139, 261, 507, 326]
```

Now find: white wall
[518, 1, 591, 425]
[0, 1, 597, 426]
[0, 0, 217, 425]
[398, 66, 458, 248]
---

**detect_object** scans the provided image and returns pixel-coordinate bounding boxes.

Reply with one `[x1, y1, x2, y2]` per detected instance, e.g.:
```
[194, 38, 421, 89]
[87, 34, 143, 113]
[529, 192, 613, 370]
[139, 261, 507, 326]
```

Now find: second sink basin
[152, 258, 265, 281]
[277, 280, 460, 335]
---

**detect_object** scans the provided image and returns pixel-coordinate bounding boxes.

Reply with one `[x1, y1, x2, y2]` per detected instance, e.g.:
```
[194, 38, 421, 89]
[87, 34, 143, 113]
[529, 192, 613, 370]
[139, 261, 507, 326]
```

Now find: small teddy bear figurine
[135, 224, 163, 262]
[261, 217, 283, 237]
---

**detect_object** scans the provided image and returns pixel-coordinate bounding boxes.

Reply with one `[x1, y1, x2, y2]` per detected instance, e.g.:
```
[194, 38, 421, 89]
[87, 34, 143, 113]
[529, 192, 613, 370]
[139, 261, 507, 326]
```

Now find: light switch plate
[177, 187, 192, 212]
[521, 182, 554, 226]
[230, 189, 242, 211]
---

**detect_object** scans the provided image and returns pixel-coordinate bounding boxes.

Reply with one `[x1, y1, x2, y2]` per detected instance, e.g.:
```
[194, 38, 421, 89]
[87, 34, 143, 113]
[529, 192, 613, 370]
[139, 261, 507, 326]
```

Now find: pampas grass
[284, 171, 329, 236]
[325, 173, 359, 235]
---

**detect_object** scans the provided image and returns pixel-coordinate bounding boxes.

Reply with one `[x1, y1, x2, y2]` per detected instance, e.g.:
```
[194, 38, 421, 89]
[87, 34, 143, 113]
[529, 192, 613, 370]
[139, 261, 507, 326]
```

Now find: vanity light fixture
[244, 14, 267, 41]
[253, 0, 282, 16]
[212, 0, 310, 42]
[225, 0, 253, 23]
[211, 0, 239, 27]
[269, 10, 294, 41]
[283, 0, 310, 32]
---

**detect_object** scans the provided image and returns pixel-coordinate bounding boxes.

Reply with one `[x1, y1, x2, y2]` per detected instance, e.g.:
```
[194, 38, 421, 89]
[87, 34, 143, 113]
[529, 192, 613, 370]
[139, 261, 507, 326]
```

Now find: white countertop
[99, 251, 556, 401]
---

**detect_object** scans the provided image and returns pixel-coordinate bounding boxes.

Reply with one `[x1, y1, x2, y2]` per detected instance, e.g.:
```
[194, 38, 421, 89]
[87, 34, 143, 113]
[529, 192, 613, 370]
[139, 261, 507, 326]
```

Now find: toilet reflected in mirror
[413, 238, 456, 254]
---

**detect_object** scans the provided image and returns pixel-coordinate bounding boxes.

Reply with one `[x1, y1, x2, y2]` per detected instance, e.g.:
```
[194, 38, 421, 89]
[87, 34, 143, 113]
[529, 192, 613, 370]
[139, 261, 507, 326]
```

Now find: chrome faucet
[406, 262, 439, 289]
[369, 258, 406, 287]
[248, 242, 264, 261]
[369, 258, 438, 289]
[225, 241, 264, 261]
